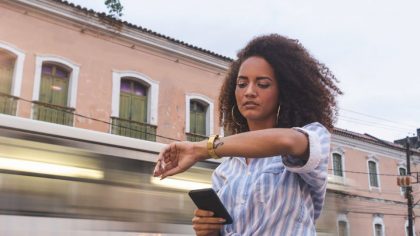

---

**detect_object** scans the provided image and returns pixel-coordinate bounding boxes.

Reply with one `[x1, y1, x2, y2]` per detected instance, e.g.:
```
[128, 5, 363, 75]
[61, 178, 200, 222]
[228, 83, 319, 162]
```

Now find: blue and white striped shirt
[212, 122, 330, 236]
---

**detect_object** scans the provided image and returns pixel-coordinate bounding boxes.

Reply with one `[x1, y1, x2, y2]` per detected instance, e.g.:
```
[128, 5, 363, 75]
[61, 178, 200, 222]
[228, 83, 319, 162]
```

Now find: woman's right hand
[192, 209, 225, 236]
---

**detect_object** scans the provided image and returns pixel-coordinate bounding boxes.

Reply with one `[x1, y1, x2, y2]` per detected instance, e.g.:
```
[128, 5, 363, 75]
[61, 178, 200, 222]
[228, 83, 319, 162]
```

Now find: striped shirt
[212, 122, 330, 236]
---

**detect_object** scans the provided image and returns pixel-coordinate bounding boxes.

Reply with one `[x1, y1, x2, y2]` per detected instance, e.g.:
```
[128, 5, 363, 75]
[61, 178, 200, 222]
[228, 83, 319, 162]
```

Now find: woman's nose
[244, 83, 257, 97]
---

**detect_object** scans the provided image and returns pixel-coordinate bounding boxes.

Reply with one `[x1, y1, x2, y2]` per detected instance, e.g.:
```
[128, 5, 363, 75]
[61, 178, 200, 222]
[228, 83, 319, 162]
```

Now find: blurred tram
[0, 114, 220, 235]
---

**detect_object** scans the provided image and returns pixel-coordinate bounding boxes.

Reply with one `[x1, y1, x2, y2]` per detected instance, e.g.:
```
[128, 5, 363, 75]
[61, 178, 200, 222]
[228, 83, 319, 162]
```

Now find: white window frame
[185, 93, 214, 136]
[111, 70, 159, 125]
[367, 155, 381, 191]
[337, 213, 350, 236]
[32, 55, 80, 109]
[331, 147, 346, 179]
[0, 41, 26, 98]
[372, 215, 385, 236]
[398, 164, 407, 195]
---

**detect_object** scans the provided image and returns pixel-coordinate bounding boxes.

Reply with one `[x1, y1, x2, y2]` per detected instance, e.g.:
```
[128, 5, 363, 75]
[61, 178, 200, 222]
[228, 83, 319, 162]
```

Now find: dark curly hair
[219, 34, 342, 134]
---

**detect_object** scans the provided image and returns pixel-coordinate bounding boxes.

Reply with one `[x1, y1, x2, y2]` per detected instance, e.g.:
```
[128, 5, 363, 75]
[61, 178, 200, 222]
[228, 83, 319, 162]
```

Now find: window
[374, 224, 383, 236]
[119, 78, 148, 123]
[337, 213, 350, 236]
[0, 42, 25, 115]
[111, 71, 158, 141]
[338, 221, 348, 236]
[0, 49, 15, 95]
[368, 160, 379, 188]
[188, 100, 207, 141]
[185, 93, 214, 142]
[333, 153, 344, 177]
[399, 167, 407, 194]
[372, 215, 385, 236]
[32, 55, 79, 126]
[33, 63, 74, 125]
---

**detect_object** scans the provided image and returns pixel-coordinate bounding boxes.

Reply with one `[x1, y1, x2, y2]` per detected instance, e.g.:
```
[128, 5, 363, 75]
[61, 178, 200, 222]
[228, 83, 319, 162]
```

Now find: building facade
[1, 0, 420, 235]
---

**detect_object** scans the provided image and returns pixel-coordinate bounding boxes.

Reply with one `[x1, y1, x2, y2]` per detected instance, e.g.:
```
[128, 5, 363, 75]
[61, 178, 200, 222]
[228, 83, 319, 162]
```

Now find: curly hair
[219, 34, 342, 134]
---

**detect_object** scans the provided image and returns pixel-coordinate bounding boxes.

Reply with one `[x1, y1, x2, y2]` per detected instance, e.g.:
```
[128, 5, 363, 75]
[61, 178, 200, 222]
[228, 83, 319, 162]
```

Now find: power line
[340, 108, 417, 129]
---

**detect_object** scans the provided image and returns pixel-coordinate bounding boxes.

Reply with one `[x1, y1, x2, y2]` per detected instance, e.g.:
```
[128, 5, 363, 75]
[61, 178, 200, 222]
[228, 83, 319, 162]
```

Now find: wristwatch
[207, 134, 221, 159]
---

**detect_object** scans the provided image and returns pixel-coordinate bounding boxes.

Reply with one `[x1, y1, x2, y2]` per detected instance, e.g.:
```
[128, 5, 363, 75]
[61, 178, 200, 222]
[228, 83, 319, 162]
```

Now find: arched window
[332, 153, 344, 177]
[119, 78, 148, 123]
[0, 42, 25, 116]
[34, 63, 74, 126]
[189, 100, 207, 140]
[185, 93, 214, 141]
[372, 215, 385, 236]
[32, 55, 79, 126]
[0, 49, 15, 94]
[367, 156, 380, 190]
[337, 214, 350, 236]
[39, 64, 70, 107]
[111, 71, 158, 141]
[0, 49, 16, 115]
[399, 166, 407, 195]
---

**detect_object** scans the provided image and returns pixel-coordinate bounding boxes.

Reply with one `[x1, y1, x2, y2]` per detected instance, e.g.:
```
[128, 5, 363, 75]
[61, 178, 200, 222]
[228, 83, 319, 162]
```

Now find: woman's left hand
[153, 141, 206, 179]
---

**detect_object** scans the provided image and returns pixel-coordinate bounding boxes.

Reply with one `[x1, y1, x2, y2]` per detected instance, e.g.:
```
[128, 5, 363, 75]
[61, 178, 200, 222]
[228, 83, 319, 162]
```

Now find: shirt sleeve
[282, 122, 330, 174]
[281, 122, 330, 219]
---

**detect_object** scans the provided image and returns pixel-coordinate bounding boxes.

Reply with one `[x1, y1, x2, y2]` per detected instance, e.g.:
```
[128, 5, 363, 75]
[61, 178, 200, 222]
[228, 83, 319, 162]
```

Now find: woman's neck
[247, 118, 276, 131]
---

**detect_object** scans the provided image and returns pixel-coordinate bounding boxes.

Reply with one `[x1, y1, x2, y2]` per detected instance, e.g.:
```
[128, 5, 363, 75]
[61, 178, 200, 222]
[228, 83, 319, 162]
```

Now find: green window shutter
[0, 64, 13, 94]
[189, 101, 207, 136]
[368, 161, 378, 187]
[190, 110, 197, 133]
[196, 111, 206, 135]
[119, 93, 131, 120]
[40, 75, 53, 103]
[131, 95, 147, 123]
[51, 77, 68, 107]
[0, 52, 15, 94]
[333, 153, 343, 177]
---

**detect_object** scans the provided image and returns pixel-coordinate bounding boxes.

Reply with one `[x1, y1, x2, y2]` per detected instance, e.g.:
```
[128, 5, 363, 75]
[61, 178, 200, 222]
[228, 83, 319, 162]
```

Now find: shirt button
[247, 172, 251, 176]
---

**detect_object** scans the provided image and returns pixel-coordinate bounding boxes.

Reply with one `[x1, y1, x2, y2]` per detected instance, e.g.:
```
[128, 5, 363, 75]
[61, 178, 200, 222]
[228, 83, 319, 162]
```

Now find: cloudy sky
[68, 0, 419, 142]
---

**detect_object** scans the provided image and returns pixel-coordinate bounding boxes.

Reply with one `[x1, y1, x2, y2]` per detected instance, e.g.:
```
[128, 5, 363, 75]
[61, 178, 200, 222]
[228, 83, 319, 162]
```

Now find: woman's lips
[243, 102, 259, 109]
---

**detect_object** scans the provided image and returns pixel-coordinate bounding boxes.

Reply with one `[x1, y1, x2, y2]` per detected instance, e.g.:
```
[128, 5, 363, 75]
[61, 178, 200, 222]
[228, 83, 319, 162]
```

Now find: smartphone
[188, 188, 233, 224]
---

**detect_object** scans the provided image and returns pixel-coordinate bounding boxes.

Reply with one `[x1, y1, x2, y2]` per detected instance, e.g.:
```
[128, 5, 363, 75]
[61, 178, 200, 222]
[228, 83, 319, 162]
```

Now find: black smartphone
[188, 188, 233, 224]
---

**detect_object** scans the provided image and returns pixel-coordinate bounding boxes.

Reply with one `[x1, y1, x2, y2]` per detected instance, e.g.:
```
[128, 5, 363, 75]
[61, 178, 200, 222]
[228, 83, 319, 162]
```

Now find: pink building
[0, 0, 419, 235]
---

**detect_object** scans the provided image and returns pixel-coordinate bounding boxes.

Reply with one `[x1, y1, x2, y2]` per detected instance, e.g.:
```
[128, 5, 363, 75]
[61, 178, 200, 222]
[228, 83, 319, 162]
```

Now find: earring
[276, 105, 281, 126]
[231, 105, 241, 126]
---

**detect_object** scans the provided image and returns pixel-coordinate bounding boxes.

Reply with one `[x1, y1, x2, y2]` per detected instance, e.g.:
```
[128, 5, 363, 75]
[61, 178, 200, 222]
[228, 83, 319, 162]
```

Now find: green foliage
[104, 0, 124, 18]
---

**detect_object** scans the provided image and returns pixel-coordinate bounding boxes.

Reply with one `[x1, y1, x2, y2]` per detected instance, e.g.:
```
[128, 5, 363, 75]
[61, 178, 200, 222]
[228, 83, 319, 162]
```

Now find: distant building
[394, 129, 420, 150]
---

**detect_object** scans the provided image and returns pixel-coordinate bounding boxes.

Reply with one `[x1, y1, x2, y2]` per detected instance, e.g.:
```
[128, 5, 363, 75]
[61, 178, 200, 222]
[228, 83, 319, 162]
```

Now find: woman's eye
[237, 83, 247, 88]
[258, 83, 270, 88]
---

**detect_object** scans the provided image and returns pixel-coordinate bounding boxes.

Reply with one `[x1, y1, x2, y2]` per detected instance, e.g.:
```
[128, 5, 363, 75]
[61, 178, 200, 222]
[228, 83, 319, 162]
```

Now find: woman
[153, 34, 342, 236]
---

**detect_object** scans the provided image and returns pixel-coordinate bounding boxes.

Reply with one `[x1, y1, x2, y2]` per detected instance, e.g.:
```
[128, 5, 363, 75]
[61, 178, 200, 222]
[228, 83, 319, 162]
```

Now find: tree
[104, 0, 123, 18]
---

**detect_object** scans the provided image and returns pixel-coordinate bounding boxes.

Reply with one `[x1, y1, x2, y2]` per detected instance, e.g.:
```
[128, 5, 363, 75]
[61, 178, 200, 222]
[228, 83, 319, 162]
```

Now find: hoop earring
[231, 105, 241, 126]
[276, 105, 281, 126]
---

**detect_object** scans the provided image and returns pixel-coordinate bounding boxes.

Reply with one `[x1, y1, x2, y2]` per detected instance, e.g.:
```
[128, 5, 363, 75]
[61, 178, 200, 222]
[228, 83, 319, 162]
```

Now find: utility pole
[407, 136, 414, 236]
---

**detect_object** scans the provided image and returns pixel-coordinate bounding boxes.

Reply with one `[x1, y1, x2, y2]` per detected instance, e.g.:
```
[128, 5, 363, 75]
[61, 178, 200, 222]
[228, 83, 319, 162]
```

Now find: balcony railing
[111, 117, 157, 141]
[186, 132, 208, 142]
[0, 93, 18, 115]
[33, 101, 74, 126]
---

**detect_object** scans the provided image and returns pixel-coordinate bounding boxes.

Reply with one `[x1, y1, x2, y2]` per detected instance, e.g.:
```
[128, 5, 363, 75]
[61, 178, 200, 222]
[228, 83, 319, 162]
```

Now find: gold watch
[207, 134, 221, 159]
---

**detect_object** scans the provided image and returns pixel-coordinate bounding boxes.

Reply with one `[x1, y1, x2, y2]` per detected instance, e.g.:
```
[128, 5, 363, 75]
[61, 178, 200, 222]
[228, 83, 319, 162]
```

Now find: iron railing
[186, 132, 208, 142]
[0, 93, 18, 115]
[111, 117, 157, 141]
[33, 101, 74, 126]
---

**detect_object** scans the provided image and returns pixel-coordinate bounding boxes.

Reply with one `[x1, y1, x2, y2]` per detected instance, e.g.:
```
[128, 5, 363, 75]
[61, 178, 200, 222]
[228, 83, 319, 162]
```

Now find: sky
[68, 0, 420, 142]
